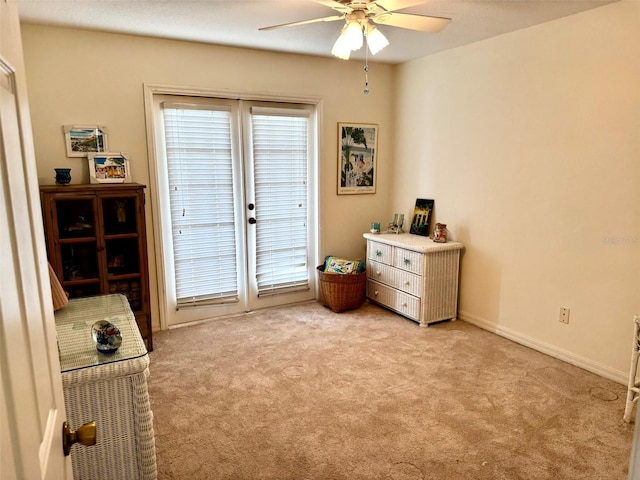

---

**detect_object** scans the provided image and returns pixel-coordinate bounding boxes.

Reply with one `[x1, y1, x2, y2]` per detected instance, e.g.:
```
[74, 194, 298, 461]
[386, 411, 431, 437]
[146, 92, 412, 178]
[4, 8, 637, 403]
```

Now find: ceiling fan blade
[372, 12, 451, 32]
[313, 0, 353, 14]
[259, 15, 344, 31]
[371, 0, 426, 13]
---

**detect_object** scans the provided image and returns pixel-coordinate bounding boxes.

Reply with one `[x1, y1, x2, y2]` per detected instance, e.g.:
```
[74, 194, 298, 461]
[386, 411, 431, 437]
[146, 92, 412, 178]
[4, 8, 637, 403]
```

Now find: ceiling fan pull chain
[364, 64, 369, 95]
[364, 35, 370, 95]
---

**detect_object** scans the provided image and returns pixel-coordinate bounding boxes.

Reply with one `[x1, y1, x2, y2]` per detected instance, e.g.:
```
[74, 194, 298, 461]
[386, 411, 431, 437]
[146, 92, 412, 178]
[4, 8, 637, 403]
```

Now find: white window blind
[162, 102, 238, 308]
[251, 106, 310, 296]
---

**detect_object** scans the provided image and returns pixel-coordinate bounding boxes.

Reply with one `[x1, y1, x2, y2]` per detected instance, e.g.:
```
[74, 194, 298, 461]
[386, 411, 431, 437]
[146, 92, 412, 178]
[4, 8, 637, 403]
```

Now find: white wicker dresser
[55, 294, 157, 480]
[363, 233, 463, 326]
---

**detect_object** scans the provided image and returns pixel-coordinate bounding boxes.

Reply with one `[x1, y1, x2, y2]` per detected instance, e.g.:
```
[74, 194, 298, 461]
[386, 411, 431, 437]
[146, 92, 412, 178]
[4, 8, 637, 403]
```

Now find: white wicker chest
[55, 294, 157, 480]
[363, 233, 463, 326]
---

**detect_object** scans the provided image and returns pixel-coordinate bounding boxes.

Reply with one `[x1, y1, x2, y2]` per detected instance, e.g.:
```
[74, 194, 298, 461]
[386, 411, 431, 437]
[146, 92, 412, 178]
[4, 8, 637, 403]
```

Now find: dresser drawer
[393, 247, 423, 275]
[367, 240, 393, 265]
[367, 259, 423, 297]
[367, 280, 421, 321]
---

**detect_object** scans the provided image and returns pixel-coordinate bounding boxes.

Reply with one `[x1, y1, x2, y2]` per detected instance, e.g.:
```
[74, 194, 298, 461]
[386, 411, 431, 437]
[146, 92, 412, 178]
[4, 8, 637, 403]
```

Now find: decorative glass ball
[91, 320, 122, 354]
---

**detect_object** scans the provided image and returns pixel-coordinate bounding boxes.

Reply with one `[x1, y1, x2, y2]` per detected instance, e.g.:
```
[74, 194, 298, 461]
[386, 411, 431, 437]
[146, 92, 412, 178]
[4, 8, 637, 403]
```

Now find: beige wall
[21, 25, 395, 331]
[21, 1, 639, 380]
[393, 0, 639, 380]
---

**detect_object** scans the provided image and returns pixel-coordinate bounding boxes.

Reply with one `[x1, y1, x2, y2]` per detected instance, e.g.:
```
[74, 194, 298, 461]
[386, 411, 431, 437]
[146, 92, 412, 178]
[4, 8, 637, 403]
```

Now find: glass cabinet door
[55, 198, 96, 239]
[100, 195, 145, 313]
[53, 197, 101, 298]
[101, 197, 138, 235]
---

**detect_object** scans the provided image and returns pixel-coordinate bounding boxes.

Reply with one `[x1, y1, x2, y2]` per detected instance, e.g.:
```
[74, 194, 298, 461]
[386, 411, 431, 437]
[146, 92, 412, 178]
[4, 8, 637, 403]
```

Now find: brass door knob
[62, 421, 97, 456]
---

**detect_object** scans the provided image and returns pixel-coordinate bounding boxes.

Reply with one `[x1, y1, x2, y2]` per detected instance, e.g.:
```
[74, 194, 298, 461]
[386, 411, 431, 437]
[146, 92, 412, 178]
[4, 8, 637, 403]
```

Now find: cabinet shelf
[41, 183, 153, 351]
[58, 236, 98, 244]
[63, 278, 100, 285]
[105, 233, 139, 240]
[107, 272, 141, 280]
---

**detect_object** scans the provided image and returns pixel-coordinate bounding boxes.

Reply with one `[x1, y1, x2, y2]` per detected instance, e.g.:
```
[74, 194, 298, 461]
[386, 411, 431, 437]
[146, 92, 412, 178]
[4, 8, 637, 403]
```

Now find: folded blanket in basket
[323, 255, 365, 274]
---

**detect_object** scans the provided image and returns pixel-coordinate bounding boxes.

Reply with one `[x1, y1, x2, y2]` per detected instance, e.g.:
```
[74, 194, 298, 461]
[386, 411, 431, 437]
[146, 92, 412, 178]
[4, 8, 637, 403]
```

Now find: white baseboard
[458, 310, 628, 386]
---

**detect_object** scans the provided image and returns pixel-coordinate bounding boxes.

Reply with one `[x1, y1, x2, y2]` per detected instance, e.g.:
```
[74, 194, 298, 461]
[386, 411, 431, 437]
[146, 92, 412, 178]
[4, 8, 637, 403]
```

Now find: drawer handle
[403, 281, 410, 286]
[374, 290, 379, 296]
[402, 303, 408, 307]
[404, 258, 410, 265]
[376, 270, 381, 276]
[376, 250, 382, 257]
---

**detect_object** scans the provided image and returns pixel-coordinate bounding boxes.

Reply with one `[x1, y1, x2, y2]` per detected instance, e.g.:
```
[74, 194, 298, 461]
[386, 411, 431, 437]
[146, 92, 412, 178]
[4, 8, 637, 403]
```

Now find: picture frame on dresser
[88, 152, 131, 184]
[337, 122, 377, 195]
[410, 198, 434, 236]
[63, 124, 108, 157]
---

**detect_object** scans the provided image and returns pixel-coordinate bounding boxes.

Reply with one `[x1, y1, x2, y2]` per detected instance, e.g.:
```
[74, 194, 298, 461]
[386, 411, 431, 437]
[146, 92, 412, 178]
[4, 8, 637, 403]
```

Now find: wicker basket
[317, 265, 366, 313]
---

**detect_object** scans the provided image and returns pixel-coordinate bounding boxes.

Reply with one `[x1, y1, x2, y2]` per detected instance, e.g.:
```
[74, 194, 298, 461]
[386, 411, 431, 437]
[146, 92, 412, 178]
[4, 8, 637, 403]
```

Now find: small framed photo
[410, 199, 435, 236]
[63, 125, 109, 157]
[337, 122, 378, 195]
[88, 152, 131, 184]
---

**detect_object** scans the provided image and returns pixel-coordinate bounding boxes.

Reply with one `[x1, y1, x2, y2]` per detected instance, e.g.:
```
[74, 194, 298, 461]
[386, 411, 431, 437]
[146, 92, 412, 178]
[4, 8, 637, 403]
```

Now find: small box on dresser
[363, 233, 463, 326]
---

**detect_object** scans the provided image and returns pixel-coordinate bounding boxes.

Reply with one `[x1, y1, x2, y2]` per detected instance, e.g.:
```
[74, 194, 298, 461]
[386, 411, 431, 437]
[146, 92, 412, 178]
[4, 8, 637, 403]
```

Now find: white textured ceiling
[17, 0, 617, 64]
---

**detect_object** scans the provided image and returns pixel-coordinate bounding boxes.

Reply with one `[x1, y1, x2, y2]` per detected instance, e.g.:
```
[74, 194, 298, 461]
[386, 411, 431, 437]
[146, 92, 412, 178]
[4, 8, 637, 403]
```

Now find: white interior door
[0, 4, 70, 478]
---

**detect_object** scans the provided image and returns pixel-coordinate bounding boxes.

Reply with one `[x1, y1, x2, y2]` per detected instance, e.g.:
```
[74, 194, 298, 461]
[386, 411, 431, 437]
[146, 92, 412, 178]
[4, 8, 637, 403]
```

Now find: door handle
[248, 218, 257, 224]
[62, 421, 97, 456]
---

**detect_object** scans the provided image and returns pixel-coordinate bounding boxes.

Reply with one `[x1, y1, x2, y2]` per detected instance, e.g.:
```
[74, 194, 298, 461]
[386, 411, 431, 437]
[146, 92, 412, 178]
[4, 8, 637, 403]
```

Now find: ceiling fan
[260, 0, 451, 60]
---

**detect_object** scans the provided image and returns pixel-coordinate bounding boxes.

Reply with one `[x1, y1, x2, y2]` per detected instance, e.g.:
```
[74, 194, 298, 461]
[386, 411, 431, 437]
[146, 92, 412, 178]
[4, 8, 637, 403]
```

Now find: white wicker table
[55, 294, 157, 480]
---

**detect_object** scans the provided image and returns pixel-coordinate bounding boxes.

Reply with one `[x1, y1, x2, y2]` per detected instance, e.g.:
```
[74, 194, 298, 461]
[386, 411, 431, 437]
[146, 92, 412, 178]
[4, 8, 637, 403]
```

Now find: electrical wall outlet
[559, 307, 570, 324]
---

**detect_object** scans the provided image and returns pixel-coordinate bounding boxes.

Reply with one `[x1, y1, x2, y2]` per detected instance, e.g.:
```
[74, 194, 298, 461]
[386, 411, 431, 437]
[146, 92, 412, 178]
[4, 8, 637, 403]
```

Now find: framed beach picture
[63, 125, 109, 157]
[337, 123, 378, 195]
[410, 198, 434, 236]
[88, 152, 131, 184]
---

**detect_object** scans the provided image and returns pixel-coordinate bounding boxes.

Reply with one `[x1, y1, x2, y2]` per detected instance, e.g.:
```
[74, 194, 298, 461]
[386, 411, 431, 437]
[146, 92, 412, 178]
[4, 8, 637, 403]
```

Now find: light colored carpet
[148, 301, 634, 479]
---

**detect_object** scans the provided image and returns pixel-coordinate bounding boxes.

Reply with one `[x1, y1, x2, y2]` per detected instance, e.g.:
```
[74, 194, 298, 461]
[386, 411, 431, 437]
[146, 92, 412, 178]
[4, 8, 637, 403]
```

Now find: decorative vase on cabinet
[40, 183, 153, 351]
[363, 232, 463, 326]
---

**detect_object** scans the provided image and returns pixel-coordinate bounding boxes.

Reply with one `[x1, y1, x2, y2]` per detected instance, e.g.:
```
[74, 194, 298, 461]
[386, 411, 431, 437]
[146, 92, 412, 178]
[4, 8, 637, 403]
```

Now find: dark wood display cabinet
[40, 183, 153, 351]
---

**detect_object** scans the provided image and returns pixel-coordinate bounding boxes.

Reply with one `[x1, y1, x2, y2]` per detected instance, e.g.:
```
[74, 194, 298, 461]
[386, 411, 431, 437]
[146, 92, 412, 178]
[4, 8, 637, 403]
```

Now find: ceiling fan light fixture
[365, 25, 389, 55]
[331, 26, 352, 60]
[344, 20, 364, 51]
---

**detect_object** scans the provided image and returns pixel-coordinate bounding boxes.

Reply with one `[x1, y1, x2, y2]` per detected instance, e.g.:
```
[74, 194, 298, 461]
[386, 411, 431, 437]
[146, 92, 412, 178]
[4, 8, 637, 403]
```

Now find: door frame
[1, 2, 71, 477]
[143, 84, 322, 329]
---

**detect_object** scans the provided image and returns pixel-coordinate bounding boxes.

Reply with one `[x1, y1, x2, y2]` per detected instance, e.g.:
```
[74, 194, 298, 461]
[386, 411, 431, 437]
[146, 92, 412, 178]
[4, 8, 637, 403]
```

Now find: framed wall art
[88, 152, 131, 184]
[63, 125, 109, 157]
[337, 122, 378, 195]
[410, 198, 435, 236]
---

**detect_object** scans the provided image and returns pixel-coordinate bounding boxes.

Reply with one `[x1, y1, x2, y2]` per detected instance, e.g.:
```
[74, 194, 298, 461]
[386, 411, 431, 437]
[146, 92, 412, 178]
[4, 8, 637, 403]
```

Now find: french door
[148, 91, 318, 326]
